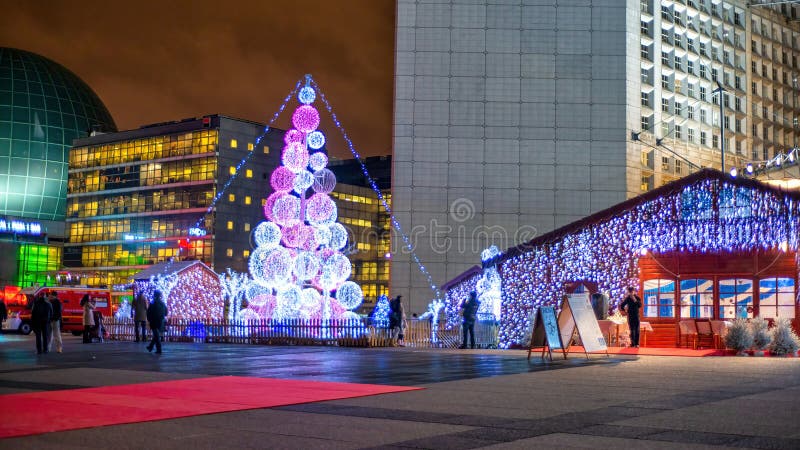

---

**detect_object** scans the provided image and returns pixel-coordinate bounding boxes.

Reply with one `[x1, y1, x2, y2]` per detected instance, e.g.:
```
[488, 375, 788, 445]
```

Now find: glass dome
[0, 48, 117, 221]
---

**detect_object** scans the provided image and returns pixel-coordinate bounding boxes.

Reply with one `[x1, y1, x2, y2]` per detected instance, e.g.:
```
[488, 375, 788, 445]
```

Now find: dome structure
[0, 48, 117, 221]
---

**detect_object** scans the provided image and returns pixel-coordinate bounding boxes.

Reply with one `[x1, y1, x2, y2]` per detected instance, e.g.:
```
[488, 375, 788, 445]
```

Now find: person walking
[31, 294, 52, 354]
[388, 295, 404, 347]
[459, 291, 480, 349]
[146, 290, 168, 354]
[620, 287, 643, 348]
[81, 294, 95, 343]
[132, 292, 148, 342]
[48, 292, 63, 353]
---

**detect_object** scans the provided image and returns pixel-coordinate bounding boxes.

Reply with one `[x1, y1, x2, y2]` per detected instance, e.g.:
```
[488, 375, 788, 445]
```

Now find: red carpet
[534, 346, 725, 357]
[0, 376, 421, 439]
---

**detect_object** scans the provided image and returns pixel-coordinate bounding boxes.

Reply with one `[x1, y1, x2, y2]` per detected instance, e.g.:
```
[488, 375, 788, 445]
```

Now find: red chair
[678, 319, 698, 349]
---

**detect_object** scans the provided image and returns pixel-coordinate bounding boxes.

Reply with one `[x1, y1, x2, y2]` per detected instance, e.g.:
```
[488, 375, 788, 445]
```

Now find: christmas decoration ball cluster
[244, 85, 363, 321]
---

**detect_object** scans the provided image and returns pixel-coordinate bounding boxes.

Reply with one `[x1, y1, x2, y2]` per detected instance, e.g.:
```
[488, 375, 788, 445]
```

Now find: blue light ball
[307, 131, 325, 150]
[298, 86, 316, 105]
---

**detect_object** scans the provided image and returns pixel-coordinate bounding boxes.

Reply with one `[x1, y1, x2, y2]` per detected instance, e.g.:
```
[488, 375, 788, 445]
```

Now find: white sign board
[567, 292, 608, 353]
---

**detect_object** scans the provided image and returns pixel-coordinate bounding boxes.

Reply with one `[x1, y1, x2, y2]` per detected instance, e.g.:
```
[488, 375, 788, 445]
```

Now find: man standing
[0, 298, 7, 330]
[31, 294, 52, 354]
[146, 290, 168, 354]
[459, 291, 480, 349]
[48, 292, 63, 353]
[388, 295, 404, 347]
[132, 292, 148, 342]
[620, 287, 643, 348]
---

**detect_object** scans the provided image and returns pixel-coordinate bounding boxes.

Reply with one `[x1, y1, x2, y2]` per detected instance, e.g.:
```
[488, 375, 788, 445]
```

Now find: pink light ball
[292, 105, 320, 133]
[270, 166, 296, 192]
[284, 129, 304, 145]
[306, 193, 337, 225]
[282, 142, 310, 173]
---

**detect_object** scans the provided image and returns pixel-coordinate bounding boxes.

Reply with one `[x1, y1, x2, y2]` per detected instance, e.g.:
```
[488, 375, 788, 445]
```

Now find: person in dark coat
[48, 292, 63, 353]
[146, 290, 168, 354]
[0, 299, 7, 328]
[31, 294, 52, 354]
[459, 291, 480, 349]
[388, 295, 404, 347]
[620, 287, 643, 348]
[132, 292, 148, 342]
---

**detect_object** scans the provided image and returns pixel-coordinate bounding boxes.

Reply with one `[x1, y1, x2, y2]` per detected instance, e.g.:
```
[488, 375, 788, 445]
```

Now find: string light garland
[444, 176, 800, 348]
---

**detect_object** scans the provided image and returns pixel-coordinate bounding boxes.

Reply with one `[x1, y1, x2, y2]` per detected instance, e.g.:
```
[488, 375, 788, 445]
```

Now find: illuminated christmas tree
[241, 83, 363, 321]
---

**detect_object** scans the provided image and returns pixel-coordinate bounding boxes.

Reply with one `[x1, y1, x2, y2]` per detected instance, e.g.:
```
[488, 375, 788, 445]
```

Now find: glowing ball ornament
[309, 152, 328, 171]
[253, 221, 282, 249]
[312, 168, 337, 194]
[263, 191, 284, 221]
[284, 129, 304, 145]
[328, 223, 348, 250]
[301, 288, 321, 308]
[298, 86, 316, 105]
[292, 170, 314, 194]
[321, 253, 352, 285]
[282, 223, 312, 248]
[270, 166, 296, 192]
[292, 105, 320, 133]
[272, 194, 301, 226]
[248, 247, 273, 286]
[307, 131, 325, 150]
[282, 142, 310, 173]
[275, 286, 305, 319]
[293, 251, 321, 281]
[306, 193, 337, 225]
[263, 247, 294, 286]
[335, 281, 363, 310]
[313, 225, 332, 247]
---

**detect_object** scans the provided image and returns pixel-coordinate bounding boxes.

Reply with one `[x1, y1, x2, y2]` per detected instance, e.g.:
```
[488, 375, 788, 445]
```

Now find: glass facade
[0, 48, 117, 221]
[66, 128, 220, 286]
[16, 244, 61, 287]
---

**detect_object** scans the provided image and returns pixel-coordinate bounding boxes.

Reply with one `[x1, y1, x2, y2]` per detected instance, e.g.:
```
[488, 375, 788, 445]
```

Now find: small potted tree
[749, 317, 771, 356]
[769, 318, 800, 357]
[723, 318, 754, 356]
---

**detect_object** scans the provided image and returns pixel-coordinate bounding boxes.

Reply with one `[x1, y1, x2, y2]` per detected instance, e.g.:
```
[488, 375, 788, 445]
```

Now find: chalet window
[679, 279, 714, 318]
[643, 279, 675, 318]
[758, 278, 796, 319]
[719, 278, 754, 319]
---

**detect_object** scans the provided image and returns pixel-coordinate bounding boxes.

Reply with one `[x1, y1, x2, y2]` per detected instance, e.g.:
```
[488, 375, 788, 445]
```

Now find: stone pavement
[1, 333, 799, 449]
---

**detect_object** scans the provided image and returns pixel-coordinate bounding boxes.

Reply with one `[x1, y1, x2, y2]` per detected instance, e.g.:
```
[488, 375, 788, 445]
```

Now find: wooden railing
[104, 318, 501, 348]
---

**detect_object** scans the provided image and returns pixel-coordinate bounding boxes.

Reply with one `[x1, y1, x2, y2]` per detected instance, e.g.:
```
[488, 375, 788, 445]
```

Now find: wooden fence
[104, 317, 500, 348]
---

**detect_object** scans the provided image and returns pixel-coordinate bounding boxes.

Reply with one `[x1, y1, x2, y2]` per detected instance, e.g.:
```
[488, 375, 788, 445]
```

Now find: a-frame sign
[527, 306, 566, 361]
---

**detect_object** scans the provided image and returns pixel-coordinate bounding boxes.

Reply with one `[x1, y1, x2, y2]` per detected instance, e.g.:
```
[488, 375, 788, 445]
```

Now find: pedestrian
[146, 290, 168, 354]
[459, 291, 480, 349]
[81, 294, 95, 343]
[132, 292, 148, 342]
[31, 294, 52, 354]
[620, 286, 643, 348]
[0, 298, 7, 330]
[388, 295, 404, 347]
[48, 292, 63, 353]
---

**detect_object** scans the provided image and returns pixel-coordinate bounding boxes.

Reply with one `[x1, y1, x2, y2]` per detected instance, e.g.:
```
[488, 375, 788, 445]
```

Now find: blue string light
[310, 77, 443, 302]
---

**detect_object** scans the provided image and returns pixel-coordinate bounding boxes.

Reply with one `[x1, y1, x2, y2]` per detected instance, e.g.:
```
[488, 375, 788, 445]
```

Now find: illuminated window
[261, 198, 267, 206]
[229, 166, 236, 175]
[227, 221, 234, 230]
[244, 223, 251, 232]
[230, 139, 238, 148]
[226, 248, 233, 257]
[263, 146, 270, 154]
[247, 143, 254, 151]
[228, 194, 235, 202]
[245, 196, 251, 205]
[243, 250, 250, 258]
[246, 169, 253, 178]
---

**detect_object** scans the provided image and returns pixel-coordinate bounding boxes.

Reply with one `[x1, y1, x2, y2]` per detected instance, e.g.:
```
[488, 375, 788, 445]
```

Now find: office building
[392, 0, 800, 312]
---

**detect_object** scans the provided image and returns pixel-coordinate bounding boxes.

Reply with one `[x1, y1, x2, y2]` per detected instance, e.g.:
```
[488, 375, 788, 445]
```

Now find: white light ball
[301, 288, 322, 308]
[248, 247, 273, 286]
[312, 168, 336, 194]
[253, 221, 281, 249]
[306, 193, 337, 225]
[309, 152, 328, 171]
[307, 131, 325, 150]
[264, 247, 293, 285]
[282, 142, 309, 173]
[336, 281, 363, 310]
[328, 223, 348, 250]
[293, 251, 321, 281]
[313, 226, 332, 247]
[245, 282, 272, 301]
[292, 170, 314, 194]
[275, 286, 304, 319]
[321, 253, 351, 285]
[298, 86, 316, 105]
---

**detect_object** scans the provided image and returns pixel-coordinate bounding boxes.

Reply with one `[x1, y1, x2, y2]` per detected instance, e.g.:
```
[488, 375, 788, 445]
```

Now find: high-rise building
[64, 115, 283, 286]
[392, 0, 800, 312]
[0, 48, 116, 290]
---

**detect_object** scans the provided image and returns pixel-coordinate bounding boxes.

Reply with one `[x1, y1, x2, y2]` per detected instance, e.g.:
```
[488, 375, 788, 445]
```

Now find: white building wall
[393, 0, 638, 313]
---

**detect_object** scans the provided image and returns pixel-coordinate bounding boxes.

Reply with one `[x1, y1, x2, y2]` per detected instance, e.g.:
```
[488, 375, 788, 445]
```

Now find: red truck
[4, 287, 112, 335]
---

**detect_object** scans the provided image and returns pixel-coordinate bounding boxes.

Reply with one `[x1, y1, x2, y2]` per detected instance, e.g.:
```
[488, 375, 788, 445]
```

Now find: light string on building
[310, 77, 443, 303]
[445, 177, 800, 349]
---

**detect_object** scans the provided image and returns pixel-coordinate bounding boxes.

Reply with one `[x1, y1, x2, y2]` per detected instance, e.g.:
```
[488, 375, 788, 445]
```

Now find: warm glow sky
[0, 0, 395, 158]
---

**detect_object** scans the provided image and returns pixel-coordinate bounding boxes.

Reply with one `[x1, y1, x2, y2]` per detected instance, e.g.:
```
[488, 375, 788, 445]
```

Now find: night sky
[0, 0, 395, 158]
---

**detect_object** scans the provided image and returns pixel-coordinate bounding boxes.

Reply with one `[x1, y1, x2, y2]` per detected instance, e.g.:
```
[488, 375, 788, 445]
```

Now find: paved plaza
[0, 333, 799, 449]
